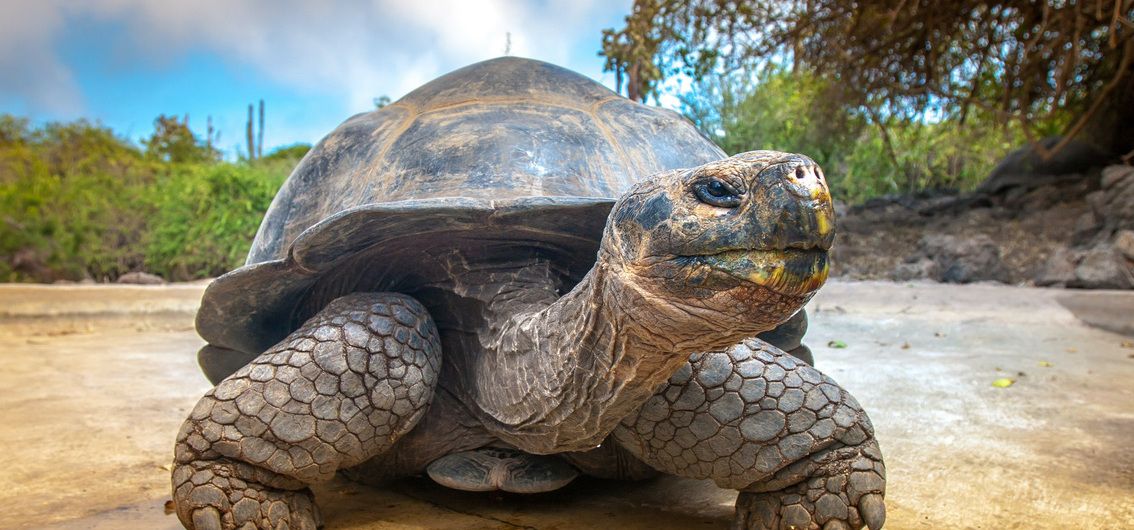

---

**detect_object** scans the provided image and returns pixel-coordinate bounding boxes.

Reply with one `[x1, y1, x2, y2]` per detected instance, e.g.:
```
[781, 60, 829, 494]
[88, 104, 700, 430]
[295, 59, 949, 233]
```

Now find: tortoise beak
[692, 248, 829, 296]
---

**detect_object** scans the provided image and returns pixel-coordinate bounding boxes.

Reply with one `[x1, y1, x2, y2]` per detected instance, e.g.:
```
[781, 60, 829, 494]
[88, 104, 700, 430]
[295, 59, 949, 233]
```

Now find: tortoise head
[602, 150, 835, 343]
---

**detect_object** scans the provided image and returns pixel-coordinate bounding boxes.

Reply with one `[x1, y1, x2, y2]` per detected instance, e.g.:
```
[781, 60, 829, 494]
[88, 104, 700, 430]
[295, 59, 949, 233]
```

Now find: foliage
[601, 0, 1134, 156]
[682, 68, 1027, 203]
[0, 118, 153, 281]
[0, 114, 300, 282]
[143, 114, 220, 163]
[262, 143, 312, 162]
[600, 1, 670, 102]
[144, 160, 289, 280]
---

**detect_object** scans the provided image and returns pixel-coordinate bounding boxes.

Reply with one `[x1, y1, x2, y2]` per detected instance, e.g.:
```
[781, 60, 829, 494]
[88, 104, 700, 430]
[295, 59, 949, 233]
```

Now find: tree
[601, 0, 1134, 159]
[143, 115, 219, 164]
[600, 1, 669, 103]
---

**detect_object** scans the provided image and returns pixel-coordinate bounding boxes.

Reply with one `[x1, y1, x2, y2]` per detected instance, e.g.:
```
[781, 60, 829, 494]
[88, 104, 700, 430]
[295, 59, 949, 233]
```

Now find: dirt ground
[1, 281, 1132, 529]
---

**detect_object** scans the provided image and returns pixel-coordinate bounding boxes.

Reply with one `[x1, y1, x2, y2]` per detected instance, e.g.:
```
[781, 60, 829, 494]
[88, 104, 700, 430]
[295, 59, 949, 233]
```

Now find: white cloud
[0, 1, 84, 114]
[1, 0, 627, 116]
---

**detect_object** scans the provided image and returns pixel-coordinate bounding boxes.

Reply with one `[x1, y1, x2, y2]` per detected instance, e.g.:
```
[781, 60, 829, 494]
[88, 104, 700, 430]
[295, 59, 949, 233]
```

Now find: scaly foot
[732, 440, 885, 530]
[172, 460, 321, 530]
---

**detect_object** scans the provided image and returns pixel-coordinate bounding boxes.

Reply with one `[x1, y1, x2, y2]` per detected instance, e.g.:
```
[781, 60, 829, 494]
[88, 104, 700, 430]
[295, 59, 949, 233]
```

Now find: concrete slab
[1, 280, 1131, 529]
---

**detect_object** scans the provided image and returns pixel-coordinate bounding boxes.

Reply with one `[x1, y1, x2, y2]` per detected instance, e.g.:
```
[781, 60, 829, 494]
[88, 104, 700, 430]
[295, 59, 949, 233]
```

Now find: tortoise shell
[195, 57, 724, 377]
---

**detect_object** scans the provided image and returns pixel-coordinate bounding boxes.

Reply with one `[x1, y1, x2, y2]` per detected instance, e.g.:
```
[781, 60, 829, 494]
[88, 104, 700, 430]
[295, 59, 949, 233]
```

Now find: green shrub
[263, 143, 312, 162]
[144, 160, 289, 280]
[681, 68, 1028, 203]
[0, 118, 158, 281]
[0, 114, 298, 282]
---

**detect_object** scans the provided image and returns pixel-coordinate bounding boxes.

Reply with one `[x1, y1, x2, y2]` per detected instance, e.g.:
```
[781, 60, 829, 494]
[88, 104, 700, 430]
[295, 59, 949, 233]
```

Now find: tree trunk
[1084, 72, 1134, 159]
[246, 104, 255, 161]
[628, 61, 641, 102]
[258, 99, 265, 160]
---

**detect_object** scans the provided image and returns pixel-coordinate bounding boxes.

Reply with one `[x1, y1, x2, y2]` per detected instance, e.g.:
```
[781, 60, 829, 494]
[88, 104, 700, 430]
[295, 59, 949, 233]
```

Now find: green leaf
[991, 378, 1015, 388]
[827, 340, 848, 349]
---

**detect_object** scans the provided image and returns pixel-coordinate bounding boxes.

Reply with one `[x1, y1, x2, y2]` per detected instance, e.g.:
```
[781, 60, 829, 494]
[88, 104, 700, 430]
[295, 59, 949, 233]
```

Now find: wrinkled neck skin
[470, 251, 769, 454]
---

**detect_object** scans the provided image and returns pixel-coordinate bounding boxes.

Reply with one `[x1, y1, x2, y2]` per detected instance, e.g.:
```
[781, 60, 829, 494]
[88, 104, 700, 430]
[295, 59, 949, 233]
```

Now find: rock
[1115, 230, 1134, 261]
[919, 234, 1007, 283]
[1096, 165, 1134, 234]
[1041, 242, 1134, 289]
[117, 271, 165, 285]
[10, 248, 54, 281]
[893, 258, 938, 281]
[1072, 245, 1133, 289]
[1072, 212, 1102, 244]
[1035, 248, 1082, 286]
[1101, 165, 1134, 189]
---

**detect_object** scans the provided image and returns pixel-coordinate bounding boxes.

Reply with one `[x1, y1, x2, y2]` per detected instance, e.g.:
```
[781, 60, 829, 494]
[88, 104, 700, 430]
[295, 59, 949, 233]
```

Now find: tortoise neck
[473, 254, 691, 453]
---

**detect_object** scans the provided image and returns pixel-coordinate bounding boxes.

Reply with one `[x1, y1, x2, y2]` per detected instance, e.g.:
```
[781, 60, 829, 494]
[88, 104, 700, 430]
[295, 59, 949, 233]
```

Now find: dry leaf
[1038, 361, 1053, 368]
[991, 378, 1015, 388]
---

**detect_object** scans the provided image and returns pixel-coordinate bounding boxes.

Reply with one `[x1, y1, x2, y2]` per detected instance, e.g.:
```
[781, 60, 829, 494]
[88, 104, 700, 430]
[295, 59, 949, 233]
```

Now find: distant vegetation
[602, 1, 1132, 196]
[0, 114, 309, 282]
[679, 67, 1038, 203]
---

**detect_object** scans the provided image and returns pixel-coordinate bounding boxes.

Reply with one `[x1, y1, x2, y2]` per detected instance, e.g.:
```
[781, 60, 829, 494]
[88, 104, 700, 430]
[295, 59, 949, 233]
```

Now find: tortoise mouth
[681, 248, 829, 296]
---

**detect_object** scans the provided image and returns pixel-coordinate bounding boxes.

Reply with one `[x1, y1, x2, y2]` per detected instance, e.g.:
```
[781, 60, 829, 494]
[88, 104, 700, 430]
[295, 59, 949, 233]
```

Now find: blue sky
[1, 0, 633, 157]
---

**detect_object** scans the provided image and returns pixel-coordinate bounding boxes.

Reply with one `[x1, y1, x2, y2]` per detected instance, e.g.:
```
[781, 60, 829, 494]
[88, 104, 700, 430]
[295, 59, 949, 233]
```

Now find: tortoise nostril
[778, 162, 829, 199]
[790, 165, 825, 183]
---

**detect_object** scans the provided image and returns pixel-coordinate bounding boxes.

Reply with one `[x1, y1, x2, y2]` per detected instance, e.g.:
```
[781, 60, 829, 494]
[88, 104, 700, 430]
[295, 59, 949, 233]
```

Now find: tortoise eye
[694, 179, 741, 208]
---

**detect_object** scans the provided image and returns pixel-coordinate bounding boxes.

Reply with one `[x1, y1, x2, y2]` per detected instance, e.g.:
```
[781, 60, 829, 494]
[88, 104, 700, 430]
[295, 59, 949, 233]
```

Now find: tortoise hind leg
[427, 447, 579, 493]
[171, 292, 442, 530]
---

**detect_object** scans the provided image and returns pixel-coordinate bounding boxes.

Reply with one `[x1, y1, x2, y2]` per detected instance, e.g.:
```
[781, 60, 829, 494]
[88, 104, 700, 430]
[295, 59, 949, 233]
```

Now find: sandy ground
[1, 280, 1132, 530]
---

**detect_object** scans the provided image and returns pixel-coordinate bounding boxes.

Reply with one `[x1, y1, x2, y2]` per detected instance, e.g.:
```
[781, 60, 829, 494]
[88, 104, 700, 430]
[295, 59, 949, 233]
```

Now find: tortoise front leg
[171, 293, 441, 530]
[612, 338, 885, 530]
[756, 309, 814, 366]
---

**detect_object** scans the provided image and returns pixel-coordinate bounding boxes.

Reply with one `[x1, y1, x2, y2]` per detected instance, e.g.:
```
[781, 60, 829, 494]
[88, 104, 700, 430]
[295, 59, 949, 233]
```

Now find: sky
[0, 0, 634, 157]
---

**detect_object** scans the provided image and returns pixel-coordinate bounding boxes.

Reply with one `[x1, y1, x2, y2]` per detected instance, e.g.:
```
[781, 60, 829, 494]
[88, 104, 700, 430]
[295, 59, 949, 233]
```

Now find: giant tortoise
[173, 57, 885, 530]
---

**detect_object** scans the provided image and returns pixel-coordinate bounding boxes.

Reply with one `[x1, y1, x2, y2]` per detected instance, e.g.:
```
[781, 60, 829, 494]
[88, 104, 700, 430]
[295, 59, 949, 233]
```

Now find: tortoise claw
[858, 493, 886, 530]
[191, 506, 222, 530]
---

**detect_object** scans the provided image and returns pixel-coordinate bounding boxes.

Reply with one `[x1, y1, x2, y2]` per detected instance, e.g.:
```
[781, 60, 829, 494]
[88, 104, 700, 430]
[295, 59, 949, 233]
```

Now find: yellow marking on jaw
[702, 249, 829, 295]
[815, 211, 831, 236]
[806, 259, 830, 290]
[745, 265, 780, 285]
[745, 269, 768, 284]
